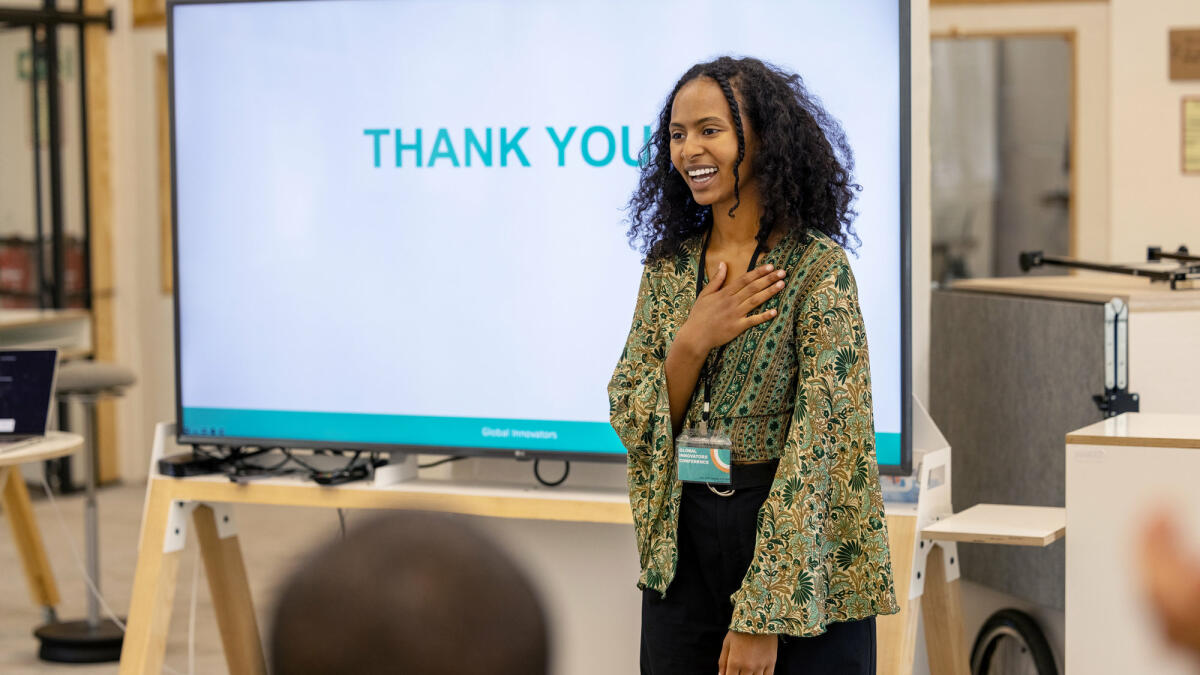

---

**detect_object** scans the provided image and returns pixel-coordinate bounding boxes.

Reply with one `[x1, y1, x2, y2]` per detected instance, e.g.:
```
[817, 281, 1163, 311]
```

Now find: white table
[1066, 413, 1200, 674]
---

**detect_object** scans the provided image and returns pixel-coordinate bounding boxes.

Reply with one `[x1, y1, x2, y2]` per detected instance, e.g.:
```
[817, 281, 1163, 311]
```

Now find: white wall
[1109, 0, 1200, 260]
[913, 1, 933, 410]
[101, 0, 172, 480]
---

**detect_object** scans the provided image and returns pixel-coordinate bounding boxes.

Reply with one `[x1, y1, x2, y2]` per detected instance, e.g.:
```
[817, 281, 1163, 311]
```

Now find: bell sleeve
[728, 250, 899, 636]
[608, 266, 684, 588]
[607, 266, 674, 460]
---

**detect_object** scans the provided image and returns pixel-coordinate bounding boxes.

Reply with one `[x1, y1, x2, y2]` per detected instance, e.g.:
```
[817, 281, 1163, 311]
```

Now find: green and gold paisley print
[608, 229, 899, 637]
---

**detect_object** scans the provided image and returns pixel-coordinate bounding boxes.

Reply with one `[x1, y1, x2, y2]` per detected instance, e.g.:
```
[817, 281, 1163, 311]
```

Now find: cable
[419, 455, 466, 469]
[38, 475, 196, 667]
[38, 475, 188, 675]
[213, 446, 381, 485]
[281, 448, 322, 473]
[533, 459, 570, 487]
[337, 508, 346, 539]
[248, 452, 293, 473]
[38, 474, 126, 630]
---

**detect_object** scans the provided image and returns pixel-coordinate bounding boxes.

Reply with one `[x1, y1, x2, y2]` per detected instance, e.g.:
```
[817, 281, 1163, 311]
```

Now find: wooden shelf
[149, 473, 634, 525]
[921, 503, 1065, 547]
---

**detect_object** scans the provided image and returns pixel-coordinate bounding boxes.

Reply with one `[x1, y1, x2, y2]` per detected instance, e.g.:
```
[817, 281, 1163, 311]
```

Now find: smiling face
[669, 76, 755, 213]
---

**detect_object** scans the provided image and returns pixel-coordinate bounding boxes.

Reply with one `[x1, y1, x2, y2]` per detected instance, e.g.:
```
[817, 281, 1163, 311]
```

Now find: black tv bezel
[168, 0, 912, 475]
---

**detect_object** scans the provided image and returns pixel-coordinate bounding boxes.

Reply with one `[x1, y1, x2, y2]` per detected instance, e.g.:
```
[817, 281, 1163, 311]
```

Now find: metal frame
[1, 5, 111, 310]
[1020, 248, 1200, 290]
[167, 0, 915, 476]
[3, 2, 112, 493]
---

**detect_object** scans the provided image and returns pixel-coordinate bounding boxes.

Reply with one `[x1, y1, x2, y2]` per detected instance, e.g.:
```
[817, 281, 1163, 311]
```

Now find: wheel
[970, 608, 1058, 675]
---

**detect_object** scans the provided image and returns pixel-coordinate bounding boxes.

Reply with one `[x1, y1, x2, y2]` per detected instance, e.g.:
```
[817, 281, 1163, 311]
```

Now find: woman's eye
[670, 132, 684, 141]
[702, 128, 719, 136]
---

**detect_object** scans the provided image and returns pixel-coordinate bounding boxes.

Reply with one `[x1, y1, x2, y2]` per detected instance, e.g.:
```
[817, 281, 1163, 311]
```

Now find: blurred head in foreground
[270, 512, 548, 675]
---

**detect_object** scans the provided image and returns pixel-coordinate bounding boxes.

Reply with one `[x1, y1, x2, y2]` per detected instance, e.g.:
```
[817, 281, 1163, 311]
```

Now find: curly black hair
[626, 56, 861, 261]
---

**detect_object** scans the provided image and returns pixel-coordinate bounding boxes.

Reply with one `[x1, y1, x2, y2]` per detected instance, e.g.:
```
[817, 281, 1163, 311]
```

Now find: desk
[0, 432, 84, 618]
[1066, 413, 1200, 674]
[120, 424, 973, 675]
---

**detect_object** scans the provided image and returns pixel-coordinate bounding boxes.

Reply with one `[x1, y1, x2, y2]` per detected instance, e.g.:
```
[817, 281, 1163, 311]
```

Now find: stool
[35, 360, 135, 663]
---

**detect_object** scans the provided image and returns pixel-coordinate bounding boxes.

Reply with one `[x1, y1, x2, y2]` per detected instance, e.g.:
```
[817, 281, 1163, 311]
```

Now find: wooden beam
[84, 0, 120, 483]
[132, 0, 165, 27]
[922, 546, 969, 675]
[157, 53, 171, 295]
[878, 514, 920, 675]
[932, 0, 1104, 5]
[193, 506, 267, 675]
[118, 480, 182, 675]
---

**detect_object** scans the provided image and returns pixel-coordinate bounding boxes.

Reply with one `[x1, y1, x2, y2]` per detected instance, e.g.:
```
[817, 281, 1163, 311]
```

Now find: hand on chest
[702, 240, 792, 320]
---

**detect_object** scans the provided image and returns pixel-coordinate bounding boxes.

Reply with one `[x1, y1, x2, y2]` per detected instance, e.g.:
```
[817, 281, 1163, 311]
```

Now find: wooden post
[922, 544, 968, 675]
[878, 513, 919, 675]
[83, 0, 119, 484]
[1, 467, 60, 609]
[118, 480, 182, 675]
[193, 505, 266, 675]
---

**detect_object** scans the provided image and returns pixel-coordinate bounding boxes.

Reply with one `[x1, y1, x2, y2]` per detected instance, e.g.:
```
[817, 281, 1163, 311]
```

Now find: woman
[609, 56, 898, 675]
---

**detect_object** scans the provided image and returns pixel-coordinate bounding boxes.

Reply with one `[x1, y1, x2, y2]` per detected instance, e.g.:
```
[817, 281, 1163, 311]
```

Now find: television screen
[171, 0, 911, 474]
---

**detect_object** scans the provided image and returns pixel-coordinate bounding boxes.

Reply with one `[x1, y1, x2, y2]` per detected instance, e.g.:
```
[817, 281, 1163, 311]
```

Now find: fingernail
[764, 264, 774, 272]
[776, 281, 784, 288]
[777, 270, 786, 278]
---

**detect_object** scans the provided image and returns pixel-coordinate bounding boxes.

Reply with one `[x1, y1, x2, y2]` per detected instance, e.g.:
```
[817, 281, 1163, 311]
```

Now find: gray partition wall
[930, 288, 1106, 609]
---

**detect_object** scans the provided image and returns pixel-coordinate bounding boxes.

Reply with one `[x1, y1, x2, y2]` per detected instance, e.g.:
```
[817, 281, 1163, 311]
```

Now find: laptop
[0, 349, 59, 451]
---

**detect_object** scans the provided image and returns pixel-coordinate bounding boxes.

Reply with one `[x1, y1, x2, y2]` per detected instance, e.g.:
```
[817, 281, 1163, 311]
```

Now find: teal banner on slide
[183, 407, 902, 465]
[183, 407, 621, 453]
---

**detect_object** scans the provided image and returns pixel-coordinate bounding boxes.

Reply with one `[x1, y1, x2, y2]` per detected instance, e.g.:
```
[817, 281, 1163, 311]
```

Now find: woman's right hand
[678, 262, 787, 354]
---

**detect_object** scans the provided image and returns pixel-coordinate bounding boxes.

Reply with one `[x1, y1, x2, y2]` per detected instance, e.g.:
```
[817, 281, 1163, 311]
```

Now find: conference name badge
[675, 430, 733, 485]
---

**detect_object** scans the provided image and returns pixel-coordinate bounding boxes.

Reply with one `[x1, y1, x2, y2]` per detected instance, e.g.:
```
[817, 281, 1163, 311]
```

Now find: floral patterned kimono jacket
[608, 228, 899, 637]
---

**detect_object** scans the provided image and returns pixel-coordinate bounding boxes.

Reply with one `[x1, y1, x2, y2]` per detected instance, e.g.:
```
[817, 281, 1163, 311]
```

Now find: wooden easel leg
[878, 514, 920, 675]
[193, 505, 266, 675]
[118, 480, 182, 675]
[1, 466, 61, 613]
[922, 543, 968, 675]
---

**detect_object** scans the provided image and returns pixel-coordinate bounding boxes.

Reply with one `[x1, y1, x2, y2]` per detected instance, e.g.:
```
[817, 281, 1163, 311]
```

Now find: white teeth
[688, 167, 717, 178]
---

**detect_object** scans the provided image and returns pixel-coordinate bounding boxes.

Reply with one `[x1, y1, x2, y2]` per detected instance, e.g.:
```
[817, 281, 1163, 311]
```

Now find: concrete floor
[0, 480, 345, 675]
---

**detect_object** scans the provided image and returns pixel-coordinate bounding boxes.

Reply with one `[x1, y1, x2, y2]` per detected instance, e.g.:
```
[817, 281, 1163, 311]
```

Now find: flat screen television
[170, 0, 912, 474]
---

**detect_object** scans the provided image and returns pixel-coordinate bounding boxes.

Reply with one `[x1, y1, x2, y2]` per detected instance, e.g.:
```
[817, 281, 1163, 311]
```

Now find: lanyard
[694, 227, 766, 432]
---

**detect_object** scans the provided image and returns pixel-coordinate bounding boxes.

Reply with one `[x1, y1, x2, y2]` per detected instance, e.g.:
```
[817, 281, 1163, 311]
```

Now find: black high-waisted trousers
[640, 475, 876, 675]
